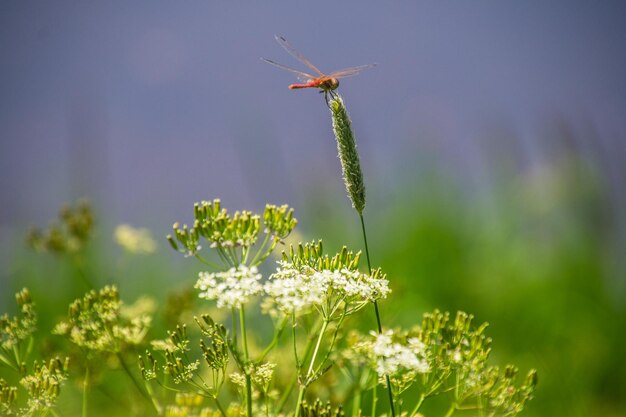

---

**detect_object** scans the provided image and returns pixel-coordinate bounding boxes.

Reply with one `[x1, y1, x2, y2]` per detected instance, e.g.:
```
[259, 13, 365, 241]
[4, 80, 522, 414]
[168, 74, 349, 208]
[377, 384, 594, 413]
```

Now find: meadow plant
[114, 224, 157, 255]
[0, 289, 70, 416]
[0, 88, 537, 417]
[26, 200, 94, 255]
[26, 200, 96, 290]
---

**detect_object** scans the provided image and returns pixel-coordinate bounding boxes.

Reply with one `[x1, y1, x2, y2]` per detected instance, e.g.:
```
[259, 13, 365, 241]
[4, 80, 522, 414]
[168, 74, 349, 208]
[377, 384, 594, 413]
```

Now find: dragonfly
[262, 35, 376, 104]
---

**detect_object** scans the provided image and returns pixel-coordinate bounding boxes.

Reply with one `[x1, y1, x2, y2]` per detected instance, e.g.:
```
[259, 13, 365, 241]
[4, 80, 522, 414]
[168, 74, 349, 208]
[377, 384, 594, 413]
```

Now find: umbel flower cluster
[54, 285, 152, 353]
[0, 289, 70, 417]
[26, 200, 94, 254]
[196, 266, 263, 309]
[133, 198, 535, 417]
[344, 312, 537, 414]
[263, 241, 390, 318]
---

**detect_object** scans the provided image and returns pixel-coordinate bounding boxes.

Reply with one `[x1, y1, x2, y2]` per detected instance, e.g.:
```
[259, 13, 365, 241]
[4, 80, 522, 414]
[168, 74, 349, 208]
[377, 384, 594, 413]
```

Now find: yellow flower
[114, 224, 157, 254]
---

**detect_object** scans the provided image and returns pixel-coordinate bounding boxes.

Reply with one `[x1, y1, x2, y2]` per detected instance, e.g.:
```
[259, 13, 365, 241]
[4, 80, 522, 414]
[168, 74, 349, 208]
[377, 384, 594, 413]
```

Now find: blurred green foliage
[1, 131, 624, 416]
[304, 146, 625, 416]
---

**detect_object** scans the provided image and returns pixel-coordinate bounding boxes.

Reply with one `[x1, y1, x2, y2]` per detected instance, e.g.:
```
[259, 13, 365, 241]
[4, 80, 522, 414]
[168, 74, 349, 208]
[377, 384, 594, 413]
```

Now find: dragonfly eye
[329, 78, 339, 90]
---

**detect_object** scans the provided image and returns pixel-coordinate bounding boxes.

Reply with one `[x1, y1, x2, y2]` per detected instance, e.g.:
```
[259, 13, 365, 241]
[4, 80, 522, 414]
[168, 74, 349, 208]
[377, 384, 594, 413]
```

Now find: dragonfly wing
[261, 58, 315, 82]
[274, 35, 325, 76]
[328, 63, 377, 79]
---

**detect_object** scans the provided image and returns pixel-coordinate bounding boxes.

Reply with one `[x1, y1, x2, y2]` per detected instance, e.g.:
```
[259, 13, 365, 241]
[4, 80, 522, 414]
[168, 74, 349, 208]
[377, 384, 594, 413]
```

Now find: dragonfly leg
[324, 91, 330, 108]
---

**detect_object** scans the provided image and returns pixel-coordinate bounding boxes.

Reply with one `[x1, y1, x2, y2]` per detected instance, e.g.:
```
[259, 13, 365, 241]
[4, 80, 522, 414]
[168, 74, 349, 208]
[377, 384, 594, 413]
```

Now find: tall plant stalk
[360, 213, 396, 417]
[329, 95, 396, 417]
[239, 306, 253, 417]
[82, 365, 89, 417]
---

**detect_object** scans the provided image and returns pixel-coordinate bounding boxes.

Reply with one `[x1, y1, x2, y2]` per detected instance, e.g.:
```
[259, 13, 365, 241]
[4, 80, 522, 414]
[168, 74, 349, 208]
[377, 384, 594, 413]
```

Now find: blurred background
[1, 1, 625, 416]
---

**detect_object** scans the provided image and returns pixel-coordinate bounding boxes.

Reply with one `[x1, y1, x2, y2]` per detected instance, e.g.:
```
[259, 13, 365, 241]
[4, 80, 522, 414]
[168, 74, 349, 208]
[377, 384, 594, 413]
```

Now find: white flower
[451, 348, 463, 363]
[263, 269, 325, 314]
[252, 362, 276, 390]
[195, 265, 262, 309]
[263, 261, 390, 317]
[370, 330, 430, 376]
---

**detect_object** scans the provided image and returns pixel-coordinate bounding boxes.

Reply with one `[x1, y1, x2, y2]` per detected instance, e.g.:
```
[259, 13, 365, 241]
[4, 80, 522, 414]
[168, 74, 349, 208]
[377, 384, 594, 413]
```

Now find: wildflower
[230, 372, 246, 388]
[347, 329, 429, 394]
[114, 224, 157, 254]
[1, 288, 36, 351]
[263, 260, 390, 319]
[370, 330, 430, 376]
[151, 339, 178, 352]
[262, 265, 325, 315]
[169, 200, 296, 262]
[19, 357, 69, 415]
[26, 200, 93, 254]
[251, 362, 275, 393]
[164, 355, 200, 384]
[299, 399, 345, 417]
[54, 286, 151, 353]
[195, 265, 263, 309]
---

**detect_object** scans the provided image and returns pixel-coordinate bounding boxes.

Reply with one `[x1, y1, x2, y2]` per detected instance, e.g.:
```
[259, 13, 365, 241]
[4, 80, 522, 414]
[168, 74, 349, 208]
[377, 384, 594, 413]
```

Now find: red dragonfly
[262, 35, 375, 103]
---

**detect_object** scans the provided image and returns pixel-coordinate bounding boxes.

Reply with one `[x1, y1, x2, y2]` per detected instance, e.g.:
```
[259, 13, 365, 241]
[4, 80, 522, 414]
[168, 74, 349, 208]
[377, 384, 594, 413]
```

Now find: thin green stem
[359, 214, 396, 417]
[239, 307, 250, 361]
[228, 246, 240, 266]
[255, 238, 279, 266]
[258, 316, 288, 363]
[359, 214, 373, 276]
[144, 381, 163, 415]
[294, 388, 306, 417]
[25, 335, 34, 362]
[231, 308, 238, 347]
[478, 395, 486, 417]
[214, 397, 229, 417]
[352, 384, 362, 417]
[170, 380, 228, 417]
[0, 350, 19, 373]
[313, 313, 345, 376]
[443, 403, 457, 417]
[276, 317, 323, 416]
[82, 365, 89, 417]
[295, 319, 329, 417]
[215, 246, 231, 267]
[409, 394, 426, 417]
[291, 315, 301, 369]
[242, 246, 250, 265]
[194, 253, 221, 269]
[116, 353, 154, 408]
[244, 375, 252, 417]
[12, 344, 21, 369]
[305, 319, 329, 379]
[239, 306, 252, 417]
[371, 384, 377, 417]
[276, 372, 297, 415]
[217, 246, 236, 267]
[453, 370, 458, 400]
[250, 233, 270, 266]
[72, 254, 94, 289]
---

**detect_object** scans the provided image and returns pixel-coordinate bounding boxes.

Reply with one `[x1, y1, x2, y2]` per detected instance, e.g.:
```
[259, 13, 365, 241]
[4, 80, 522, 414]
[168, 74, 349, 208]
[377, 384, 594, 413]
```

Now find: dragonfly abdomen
[288, 78, 339, 90]
[288, 81, 319, 89]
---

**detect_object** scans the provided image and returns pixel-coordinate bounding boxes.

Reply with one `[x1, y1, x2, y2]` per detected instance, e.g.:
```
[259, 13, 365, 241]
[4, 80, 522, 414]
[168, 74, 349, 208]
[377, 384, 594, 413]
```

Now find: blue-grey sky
[1, 1, 625, 242]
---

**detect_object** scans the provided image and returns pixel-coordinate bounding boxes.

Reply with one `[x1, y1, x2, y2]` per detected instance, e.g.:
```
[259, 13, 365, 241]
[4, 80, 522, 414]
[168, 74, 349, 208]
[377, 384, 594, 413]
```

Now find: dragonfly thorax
[319, 77, 339, 91]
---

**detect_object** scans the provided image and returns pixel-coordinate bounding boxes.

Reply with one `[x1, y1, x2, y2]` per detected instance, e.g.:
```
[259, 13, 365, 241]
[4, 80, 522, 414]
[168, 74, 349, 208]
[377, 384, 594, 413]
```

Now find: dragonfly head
[321, 77, 339, 91]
